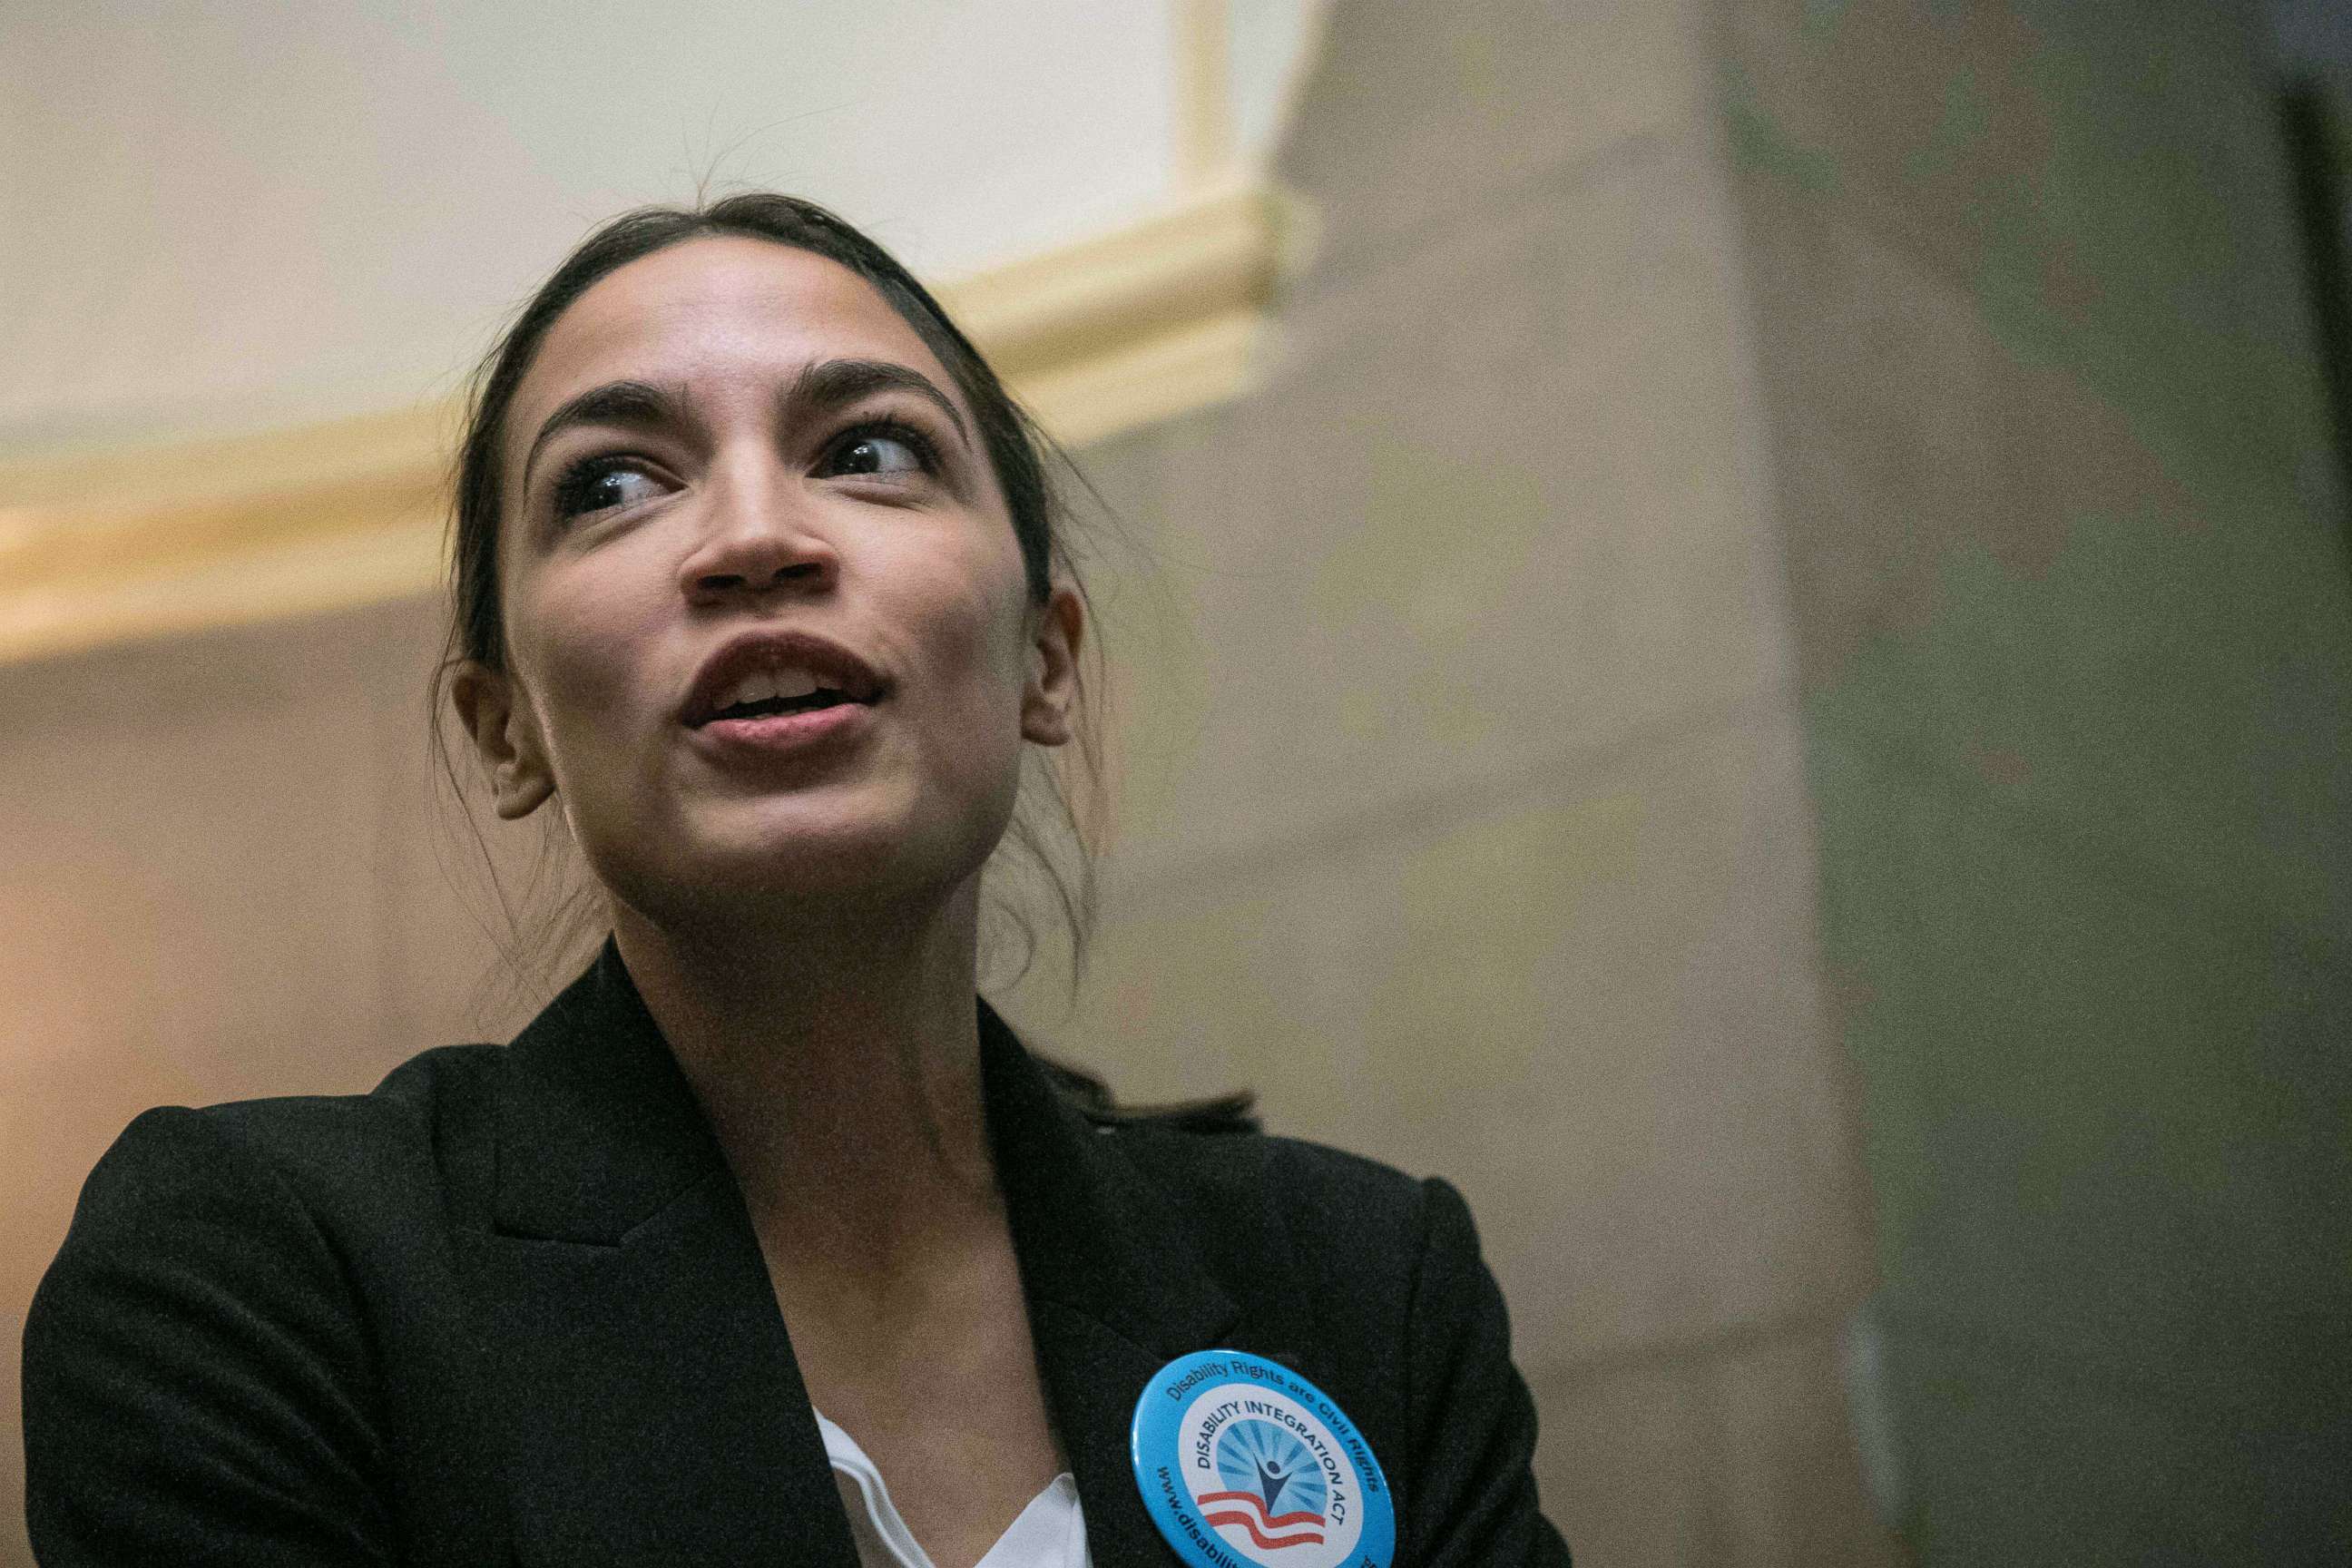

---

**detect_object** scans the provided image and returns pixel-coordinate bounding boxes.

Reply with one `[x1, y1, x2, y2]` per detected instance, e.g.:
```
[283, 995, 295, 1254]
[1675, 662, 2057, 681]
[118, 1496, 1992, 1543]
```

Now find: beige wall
[0, 5, 1908, 1566]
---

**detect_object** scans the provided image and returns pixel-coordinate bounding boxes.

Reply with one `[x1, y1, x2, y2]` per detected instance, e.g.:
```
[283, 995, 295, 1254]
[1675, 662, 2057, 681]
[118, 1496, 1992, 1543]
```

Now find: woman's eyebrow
[520, 379, 683, 491]
[788, 358, 971, 447]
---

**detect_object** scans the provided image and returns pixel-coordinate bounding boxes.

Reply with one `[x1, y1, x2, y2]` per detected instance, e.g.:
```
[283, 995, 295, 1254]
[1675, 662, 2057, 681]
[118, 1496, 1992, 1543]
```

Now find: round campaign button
[1129, 1348, 1396, 1568]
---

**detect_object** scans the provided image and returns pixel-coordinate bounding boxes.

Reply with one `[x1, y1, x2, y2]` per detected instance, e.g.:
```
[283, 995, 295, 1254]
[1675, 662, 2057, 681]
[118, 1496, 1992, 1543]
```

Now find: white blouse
[814, 1409, 1093, 1568]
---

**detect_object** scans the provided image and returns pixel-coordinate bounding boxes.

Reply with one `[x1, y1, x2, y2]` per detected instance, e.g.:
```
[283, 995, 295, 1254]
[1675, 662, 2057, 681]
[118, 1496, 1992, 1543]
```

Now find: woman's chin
[604, 808, 990, 926]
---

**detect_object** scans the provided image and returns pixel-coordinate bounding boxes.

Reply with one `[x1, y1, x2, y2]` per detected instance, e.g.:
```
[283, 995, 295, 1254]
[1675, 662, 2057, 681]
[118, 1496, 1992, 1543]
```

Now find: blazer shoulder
[76, 1040, 512, 1239]
[19, 1056, 503, 1568]
[1106, 1116, 1428, 1221]
[193, 1037, 498, 1147]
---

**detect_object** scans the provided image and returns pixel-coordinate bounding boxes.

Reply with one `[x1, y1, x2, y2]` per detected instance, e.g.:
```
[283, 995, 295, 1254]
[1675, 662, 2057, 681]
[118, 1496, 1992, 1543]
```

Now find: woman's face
[454, 236, 1082, 930]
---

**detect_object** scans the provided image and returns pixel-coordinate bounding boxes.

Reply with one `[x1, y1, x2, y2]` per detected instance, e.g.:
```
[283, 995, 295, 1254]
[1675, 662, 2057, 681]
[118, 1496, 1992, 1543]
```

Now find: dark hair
[427, 192, 1104, 996]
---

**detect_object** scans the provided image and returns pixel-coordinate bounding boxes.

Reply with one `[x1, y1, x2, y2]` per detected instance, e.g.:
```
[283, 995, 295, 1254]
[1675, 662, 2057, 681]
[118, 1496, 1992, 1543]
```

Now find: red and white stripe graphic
[1198, 1490, 1327, 1551]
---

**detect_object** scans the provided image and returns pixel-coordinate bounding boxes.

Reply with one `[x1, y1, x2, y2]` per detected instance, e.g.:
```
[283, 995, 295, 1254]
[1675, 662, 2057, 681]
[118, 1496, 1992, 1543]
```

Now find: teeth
[717, 665, 822, 712]
[720, 671, 774, 710]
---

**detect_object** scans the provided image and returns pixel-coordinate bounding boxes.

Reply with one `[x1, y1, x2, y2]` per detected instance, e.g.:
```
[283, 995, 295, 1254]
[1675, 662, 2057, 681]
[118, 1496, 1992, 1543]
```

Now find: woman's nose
[677, 469, 839, 604]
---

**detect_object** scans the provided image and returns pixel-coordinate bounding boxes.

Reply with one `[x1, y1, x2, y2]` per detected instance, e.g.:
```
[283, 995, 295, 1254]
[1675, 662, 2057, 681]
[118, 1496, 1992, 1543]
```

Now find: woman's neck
[608, 883, 1003, 1281]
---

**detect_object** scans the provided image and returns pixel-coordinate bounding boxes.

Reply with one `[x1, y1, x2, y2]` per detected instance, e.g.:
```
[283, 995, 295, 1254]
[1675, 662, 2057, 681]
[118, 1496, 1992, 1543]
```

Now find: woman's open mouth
[690, 668, 877, 758]
[680, 629, 888, 760]
[704, 678, 858, 726]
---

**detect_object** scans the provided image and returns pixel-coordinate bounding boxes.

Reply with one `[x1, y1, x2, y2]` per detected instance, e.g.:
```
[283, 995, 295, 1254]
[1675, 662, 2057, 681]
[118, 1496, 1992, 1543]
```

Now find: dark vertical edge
[2277, 74, 2352, 563]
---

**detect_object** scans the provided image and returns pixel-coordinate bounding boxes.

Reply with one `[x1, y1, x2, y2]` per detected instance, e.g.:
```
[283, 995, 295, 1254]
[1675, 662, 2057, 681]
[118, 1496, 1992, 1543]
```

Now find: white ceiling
[0, 0, 1320, 456]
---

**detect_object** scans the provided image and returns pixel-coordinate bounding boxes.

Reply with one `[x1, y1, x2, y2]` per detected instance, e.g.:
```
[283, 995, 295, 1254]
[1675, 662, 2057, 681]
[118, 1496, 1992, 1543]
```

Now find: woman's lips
[680, 629, 887, 728]
[687, 697, 876, 760]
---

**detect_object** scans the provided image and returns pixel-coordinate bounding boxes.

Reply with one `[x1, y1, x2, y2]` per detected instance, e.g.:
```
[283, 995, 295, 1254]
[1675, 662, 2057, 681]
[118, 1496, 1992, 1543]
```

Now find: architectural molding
[0, 181, 1293, 667]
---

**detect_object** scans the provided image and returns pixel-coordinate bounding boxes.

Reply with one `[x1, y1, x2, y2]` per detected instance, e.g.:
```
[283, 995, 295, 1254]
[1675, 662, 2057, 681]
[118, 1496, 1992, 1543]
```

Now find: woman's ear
[450, 660, 556, 818]
[1020, 583, 1085, 747]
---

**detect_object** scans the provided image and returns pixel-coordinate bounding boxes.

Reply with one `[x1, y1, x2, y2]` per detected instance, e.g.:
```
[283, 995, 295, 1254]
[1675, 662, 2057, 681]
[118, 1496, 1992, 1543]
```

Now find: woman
[23, 195, 1571, 1568]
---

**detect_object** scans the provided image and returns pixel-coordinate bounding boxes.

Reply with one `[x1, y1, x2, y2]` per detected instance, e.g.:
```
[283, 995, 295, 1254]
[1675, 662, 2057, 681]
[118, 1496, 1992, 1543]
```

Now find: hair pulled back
[429, 193, 1102, 995]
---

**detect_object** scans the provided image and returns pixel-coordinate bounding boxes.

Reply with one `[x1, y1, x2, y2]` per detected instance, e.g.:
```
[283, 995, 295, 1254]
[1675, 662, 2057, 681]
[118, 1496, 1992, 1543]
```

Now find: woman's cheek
[544, 576, 658, 720]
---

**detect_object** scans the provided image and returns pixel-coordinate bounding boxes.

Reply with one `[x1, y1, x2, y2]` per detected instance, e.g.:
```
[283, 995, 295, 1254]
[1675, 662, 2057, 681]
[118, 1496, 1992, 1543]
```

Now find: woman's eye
[822, 425, 931, 479]
[552, 458, 665, 519]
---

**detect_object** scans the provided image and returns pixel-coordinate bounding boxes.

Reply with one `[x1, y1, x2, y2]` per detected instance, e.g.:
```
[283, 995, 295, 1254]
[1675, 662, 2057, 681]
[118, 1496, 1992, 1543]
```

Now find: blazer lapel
[978, 1005, 1241, 1566]
[456, 940, 858, 1568]
[452, 938, 1237, 1568]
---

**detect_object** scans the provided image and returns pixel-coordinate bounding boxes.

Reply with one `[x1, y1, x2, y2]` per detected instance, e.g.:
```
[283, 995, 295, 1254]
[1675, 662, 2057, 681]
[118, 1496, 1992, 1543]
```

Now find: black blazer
[24, 940, 1570, 1566]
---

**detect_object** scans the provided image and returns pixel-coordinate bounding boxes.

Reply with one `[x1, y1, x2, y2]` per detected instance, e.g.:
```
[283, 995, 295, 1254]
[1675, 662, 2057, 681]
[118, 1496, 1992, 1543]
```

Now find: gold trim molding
[0, 181, 1292, 668]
